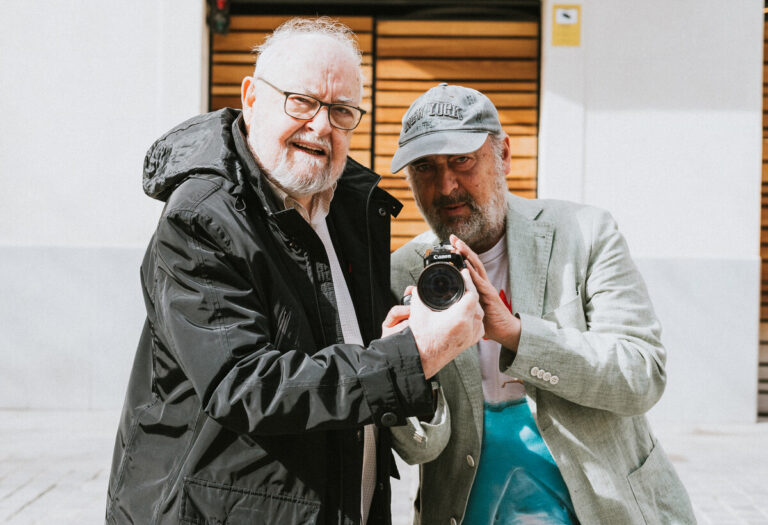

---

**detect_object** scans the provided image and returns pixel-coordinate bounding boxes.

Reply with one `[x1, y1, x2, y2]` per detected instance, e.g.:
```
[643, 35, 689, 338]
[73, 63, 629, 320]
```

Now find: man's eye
[332, 106, 353, 117]
[289, 95, 316, 109]
[412, 164, 431, 173]
[451, 156, 475, 170]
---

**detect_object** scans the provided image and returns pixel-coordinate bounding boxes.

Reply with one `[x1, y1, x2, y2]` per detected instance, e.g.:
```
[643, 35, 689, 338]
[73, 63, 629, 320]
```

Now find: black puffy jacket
[106, 109, 434, 524]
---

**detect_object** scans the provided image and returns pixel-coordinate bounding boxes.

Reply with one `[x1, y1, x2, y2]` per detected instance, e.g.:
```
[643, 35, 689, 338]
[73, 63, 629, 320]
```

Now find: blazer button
[356, 429, 363, 442]
[378, 207, 387, 216]
[530, 366, 539, 376]
[466, 455, 475, 468]
[543, 372, 552, 381]
[381, 412, 398, 427]
[550, 375, 560, 385]
[536, 369, 546, 379]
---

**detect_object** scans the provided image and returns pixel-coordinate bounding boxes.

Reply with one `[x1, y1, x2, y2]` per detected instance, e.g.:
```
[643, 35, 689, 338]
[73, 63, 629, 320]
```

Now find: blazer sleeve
[152, 207, 434, 436]
[500, 209, 667, 416]
[390, 387, 451, 465]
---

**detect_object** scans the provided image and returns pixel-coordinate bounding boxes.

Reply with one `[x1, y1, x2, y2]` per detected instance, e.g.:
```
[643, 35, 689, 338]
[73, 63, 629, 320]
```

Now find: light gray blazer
[390, 193, 695, 525]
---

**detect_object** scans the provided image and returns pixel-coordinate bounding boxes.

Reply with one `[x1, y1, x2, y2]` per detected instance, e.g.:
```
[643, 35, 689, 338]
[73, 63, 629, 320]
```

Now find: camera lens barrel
[417, 261, 465, 311]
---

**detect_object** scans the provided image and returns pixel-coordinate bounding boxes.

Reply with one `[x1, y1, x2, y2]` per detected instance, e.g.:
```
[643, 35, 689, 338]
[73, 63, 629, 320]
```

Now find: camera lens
[417, 262, 464, 311]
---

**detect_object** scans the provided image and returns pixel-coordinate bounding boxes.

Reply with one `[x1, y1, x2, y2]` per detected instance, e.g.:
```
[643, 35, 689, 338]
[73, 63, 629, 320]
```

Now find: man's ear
[500, 135, 511, 176]
[241, 76, 256, 130]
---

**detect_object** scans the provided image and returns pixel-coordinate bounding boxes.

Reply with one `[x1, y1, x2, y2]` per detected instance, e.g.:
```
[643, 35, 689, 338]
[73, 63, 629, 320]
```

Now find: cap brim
[390, 131, 490, 173]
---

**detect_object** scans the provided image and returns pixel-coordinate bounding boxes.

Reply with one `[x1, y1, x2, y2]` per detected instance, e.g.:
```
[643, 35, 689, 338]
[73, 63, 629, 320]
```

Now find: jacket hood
[143, 108, 243, 201]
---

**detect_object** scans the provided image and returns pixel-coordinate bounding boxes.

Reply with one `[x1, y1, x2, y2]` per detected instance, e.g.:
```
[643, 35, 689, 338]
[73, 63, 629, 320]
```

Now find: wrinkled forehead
[260, 34, 362, 103]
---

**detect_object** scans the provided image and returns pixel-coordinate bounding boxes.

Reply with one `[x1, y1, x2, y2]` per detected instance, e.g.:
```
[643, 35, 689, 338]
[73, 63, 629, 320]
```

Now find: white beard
[249, 128, 343, 197]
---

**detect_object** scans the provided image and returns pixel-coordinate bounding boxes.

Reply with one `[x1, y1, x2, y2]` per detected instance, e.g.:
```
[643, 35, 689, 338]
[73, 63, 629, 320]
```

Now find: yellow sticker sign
[552, 5, 581, 46]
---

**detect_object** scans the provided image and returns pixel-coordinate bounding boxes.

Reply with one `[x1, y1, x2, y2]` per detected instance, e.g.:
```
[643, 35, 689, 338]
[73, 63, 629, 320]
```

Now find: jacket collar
[231, 113, 286, 215]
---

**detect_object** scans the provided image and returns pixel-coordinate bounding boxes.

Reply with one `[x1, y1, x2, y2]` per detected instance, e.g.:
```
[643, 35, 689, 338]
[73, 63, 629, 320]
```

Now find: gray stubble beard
[415, 174, 507, 253]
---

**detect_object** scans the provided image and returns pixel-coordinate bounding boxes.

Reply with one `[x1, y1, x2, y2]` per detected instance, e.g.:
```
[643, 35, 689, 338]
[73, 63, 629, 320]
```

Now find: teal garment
[462, 400, 576, 525]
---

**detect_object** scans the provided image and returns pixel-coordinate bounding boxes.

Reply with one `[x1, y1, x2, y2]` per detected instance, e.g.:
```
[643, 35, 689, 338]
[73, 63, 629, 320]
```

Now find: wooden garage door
[210, 15, 540, 251]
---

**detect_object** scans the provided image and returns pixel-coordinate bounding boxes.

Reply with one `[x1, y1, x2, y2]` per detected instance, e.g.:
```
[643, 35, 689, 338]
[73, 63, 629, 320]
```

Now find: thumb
[460, 268, 478, 298]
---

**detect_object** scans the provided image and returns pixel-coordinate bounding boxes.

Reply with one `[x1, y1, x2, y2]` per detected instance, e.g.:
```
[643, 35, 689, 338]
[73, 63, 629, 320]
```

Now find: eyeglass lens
[285, 94, 362, 130]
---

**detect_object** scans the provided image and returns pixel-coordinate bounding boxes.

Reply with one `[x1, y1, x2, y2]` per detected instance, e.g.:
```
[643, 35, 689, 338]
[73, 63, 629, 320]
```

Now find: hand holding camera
[385, 239, 484, 378]
[411, 268, 484, 378]
[449, 235, 521, 352]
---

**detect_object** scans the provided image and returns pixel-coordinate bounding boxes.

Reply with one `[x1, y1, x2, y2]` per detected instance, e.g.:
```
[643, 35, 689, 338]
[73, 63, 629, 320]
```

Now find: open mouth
[292, 141, 327, 156]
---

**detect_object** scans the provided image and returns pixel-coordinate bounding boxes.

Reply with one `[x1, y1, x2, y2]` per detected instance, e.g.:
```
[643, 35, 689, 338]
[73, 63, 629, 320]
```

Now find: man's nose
[436, 169, 459, 195]
[306, 106, 333, 136]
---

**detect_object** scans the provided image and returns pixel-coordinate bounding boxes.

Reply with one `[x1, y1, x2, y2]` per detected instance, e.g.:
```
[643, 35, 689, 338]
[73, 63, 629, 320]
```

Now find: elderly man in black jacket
[106, 17, 483, 525]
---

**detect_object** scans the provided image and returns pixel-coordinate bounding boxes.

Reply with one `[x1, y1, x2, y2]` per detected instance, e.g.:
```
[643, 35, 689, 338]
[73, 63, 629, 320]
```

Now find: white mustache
[290, 131, 332, 154]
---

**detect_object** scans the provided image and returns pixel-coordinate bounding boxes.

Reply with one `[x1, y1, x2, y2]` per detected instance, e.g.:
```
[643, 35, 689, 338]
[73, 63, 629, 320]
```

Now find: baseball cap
[390, 83, 502, 173]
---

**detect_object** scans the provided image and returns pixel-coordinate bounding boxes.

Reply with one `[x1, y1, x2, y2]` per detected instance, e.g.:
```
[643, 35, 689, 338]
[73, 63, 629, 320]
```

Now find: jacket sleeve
[500, 209, 667, 416]
[152, 207, 434, 435]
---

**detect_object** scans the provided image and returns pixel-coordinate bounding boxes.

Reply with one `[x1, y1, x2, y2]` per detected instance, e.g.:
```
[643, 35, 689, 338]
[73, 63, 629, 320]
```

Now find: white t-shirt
[476, 235, 526, 403]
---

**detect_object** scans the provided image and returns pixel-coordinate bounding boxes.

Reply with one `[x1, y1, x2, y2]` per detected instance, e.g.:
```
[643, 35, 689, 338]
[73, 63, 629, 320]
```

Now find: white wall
[0, 1, 207, 408]
[539, 0, 764, 423]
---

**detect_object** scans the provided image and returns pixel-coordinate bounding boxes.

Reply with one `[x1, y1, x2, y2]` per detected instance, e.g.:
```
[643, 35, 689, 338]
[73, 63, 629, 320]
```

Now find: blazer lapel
[504, 193, 553, 318]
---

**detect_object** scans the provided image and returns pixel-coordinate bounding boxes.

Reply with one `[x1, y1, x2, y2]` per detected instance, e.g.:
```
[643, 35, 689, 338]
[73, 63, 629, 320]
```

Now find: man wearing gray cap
[385, 84, 695, 524]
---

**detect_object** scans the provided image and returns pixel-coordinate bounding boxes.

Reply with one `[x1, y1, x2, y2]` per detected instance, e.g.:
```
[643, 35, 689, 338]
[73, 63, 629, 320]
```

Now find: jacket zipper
[364, 182, 379, 330]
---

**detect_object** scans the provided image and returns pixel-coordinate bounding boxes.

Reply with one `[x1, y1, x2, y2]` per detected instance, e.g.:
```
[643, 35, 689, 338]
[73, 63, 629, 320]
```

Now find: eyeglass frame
[255, 77, 366, 131]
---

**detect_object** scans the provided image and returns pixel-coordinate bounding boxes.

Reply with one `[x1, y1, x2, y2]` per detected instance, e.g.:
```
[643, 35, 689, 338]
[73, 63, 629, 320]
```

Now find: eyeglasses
[257, 77, 366, 131]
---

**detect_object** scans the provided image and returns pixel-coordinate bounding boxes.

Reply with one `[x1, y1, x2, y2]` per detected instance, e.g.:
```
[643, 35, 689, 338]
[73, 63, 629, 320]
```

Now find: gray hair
[488, 130, 509, 179]
[253, 17, 364, 92]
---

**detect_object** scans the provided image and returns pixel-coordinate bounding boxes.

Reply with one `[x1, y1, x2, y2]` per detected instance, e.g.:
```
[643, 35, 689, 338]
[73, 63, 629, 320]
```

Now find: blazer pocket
[627, 441, 693, 525]
[180, 477, 320, 524]
[542, 287, 587, 332]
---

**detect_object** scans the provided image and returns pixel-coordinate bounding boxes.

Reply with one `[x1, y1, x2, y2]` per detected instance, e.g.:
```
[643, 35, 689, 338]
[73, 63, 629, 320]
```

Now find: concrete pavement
[1, 410, 766, 524]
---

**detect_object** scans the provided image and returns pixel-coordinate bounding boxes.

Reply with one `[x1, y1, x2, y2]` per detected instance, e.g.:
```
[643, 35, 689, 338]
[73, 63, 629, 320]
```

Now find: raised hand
[450, 234, 521, 352]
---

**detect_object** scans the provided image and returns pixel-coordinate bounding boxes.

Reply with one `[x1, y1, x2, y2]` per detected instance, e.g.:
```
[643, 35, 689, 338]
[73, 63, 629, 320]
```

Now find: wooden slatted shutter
[210, 16, 374, 167]
[209, 15, 540, 252]
[375, 20, 540, 250]
[760, 17, 768, 418]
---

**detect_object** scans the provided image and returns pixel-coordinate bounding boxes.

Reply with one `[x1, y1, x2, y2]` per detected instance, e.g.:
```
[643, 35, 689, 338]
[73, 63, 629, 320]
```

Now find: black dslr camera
[416, 243, 466, 311]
